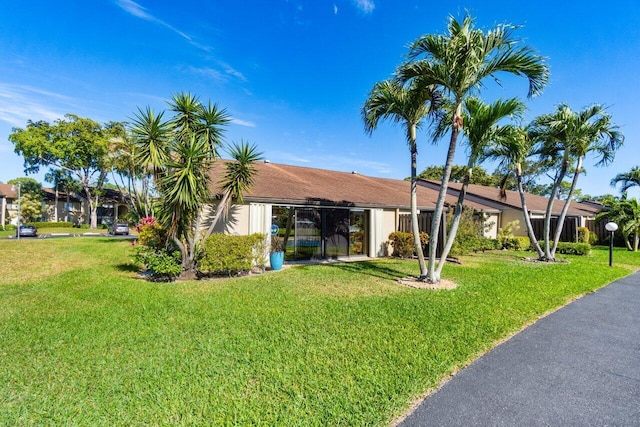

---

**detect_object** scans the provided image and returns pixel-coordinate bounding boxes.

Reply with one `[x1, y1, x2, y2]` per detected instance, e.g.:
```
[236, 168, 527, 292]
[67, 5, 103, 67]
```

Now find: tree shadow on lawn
[115, 263, 139, 273]
[320, 260, 408, 281]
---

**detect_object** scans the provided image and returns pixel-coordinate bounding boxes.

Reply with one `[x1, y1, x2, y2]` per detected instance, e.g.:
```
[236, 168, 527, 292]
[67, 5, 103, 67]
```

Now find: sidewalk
[399, 271, 640, 426]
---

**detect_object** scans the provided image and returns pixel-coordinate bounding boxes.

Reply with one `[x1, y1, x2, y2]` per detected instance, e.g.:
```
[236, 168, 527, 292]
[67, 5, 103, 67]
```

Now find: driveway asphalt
[399, 271, 640, 427]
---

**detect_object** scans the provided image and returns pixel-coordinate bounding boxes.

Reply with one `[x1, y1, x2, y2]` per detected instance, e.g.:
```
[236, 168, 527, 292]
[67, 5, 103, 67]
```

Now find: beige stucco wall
[501, 208, 529, 236]
[483, 213, 499, 239]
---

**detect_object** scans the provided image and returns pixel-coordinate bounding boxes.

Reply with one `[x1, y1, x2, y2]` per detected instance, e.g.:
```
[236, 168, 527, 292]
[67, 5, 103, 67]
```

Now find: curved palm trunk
[435, 168, 469, 278]
[551, 156, 583, 256]
[543, 155, 569, 260]
[428, 103, 462, 283]
[515, 165, 544, 258]
[409, 128, 428, 279]
[204, 191, 231, 240]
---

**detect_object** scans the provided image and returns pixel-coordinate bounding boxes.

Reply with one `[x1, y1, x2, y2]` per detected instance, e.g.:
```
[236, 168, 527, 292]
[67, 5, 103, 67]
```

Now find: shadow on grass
[115, 263, 140, 273]
[321, 260, 409, 280]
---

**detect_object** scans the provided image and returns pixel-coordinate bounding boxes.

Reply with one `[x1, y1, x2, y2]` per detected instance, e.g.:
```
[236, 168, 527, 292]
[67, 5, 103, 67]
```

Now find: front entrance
[272, 206, 368, 260]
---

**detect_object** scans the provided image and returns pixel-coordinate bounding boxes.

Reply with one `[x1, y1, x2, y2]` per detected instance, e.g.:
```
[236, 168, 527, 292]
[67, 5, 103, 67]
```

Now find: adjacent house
[207, 161, 500, 261]
[418, 180, 602, 242]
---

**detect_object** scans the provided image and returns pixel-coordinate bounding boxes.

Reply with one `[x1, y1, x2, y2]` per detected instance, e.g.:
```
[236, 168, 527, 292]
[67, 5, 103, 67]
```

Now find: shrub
[132, 247, 182, 281]
[555, 242, 591, 256]
[577, 226, 590, 244]
[25, 221, 74, 228]
[497, 220, 520, 249]
[588, 231, 599, 245]
[199, 233, 266, 276]
[388, 231, 428, 258]
[448, 207, 494, 256]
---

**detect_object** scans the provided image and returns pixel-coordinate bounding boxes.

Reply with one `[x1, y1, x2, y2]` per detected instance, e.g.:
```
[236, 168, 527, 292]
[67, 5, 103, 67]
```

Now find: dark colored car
[17, 225, 38, 237]
[108, 223, 130, 236]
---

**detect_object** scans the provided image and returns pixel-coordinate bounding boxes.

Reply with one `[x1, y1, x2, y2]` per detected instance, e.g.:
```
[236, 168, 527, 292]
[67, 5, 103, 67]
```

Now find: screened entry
[271, 206, 368, 260]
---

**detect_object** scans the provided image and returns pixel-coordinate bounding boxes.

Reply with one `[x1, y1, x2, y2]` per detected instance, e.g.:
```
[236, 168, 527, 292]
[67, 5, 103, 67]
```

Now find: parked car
[16, 225, 38, 238]
[108, 223, 130, 236]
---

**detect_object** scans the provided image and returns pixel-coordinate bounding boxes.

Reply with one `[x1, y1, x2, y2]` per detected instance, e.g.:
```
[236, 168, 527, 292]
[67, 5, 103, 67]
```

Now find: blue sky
[1, 0, 639, 198]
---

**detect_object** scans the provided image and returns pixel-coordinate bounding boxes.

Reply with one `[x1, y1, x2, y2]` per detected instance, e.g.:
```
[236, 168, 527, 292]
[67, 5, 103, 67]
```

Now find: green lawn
[0, 238, 638, 425]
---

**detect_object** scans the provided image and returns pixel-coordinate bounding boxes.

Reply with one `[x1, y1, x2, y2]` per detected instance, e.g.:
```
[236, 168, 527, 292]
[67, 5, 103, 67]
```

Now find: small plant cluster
[449, 208, 497, 255]
[199, 233, 267, 277]
[132, 217, 182, 281]
[578, 226, 598, 245]
[387, 231, 428, 258]
[496, 220, 531, 251]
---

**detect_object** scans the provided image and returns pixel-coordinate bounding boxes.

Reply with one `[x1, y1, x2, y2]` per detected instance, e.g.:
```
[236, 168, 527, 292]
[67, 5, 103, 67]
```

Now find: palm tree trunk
[436, 154, 478, 278]
[203, 191, 231, 240]
[409, 128, 428, 279]
[516, 165, 544, 258]
[53, 185, 59, 222]
[428, 103, 462, 283]
[543, 155, 569, 260]
[551, 157, 583, 257]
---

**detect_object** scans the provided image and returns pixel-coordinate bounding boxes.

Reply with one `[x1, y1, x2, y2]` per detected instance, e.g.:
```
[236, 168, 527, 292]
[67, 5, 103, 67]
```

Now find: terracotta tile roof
[208, 161, 499, 212]
[420, 180, 601, 217]
[0, 183, 18, 198]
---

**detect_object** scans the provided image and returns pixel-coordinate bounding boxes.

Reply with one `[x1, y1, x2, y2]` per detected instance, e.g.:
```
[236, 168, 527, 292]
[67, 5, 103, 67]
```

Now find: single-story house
[418, 180, 602, 242]
[208, 161, 500, 261]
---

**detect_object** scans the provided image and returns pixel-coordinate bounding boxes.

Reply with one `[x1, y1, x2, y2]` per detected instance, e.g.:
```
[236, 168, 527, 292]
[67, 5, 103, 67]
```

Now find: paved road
[400, 271, 640, 427]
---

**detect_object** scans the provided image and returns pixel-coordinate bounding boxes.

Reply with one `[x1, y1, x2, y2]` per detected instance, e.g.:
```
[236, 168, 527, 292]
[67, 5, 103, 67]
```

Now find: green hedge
[388, 231, 428, 258]
[26, 221, 74, 228]
[501, 236, 531, 251]
[199, 233, 266, 276]
[555, 242, 591, 256]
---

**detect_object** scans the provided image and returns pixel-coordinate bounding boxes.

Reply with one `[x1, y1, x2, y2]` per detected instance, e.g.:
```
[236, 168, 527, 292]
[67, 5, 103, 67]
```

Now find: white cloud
[230, 118, 256, 128]
[0, 83, 68, 127]
[334, 4, 339, 14]
[185, 65, 248, 84]
[353, 0, 375, 13]
[115, 0, 195, 43]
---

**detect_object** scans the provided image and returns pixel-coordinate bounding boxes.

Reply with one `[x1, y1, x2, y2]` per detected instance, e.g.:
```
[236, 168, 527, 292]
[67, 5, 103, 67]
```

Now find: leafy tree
[18, 193, 43, 223]
[436, 97, 525, 276]
[7, 177, 43, 199]
[611, 166, 640, 194]
[417, 165, 496, 186]
[531, 104, 623, 260]
[362, 78, 441, 280]
[9, 115, 122, 229]
[396, 13, 549, 282]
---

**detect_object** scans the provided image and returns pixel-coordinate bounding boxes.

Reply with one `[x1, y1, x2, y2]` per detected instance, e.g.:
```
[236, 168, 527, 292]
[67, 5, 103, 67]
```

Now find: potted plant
[270, 235, 285, 271]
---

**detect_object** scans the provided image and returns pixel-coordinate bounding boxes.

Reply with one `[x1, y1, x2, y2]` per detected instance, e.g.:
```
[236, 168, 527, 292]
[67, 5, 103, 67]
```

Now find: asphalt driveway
[400, 271, 640, 426]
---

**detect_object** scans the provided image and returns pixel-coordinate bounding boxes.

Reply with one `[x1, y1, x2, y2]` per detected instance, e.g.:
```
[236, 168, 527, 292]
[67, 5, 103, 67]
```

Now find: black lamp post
[605, 222, 618, 267]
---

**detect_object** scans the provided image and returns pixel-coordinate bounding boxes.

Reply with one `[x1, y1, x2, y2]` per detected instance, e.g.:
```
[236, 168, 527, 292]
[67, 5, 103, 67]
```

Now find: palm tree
[205, 141, 263, 237]
[531, 104, 623, 260]
[611, 166, 640, 194]
[436, 97, 526, 276]
[485, 126, 545, 258]
[362, 78, 441, 279]
[396, 13, 549, 282]
[597, 195, 640, 251]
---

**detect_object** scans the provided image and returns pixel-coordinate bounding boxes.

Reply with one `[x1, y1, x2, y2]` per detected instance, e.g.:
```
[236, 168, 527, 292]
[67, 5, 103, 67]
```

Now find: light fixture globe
[605, 222, 618, 232]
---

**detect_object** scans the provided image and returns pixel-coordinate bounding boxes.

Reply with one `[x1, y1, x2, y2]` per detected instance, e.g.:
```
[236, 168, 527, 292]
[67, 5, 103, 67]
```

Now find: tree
[531, 104, 623, 260]
[485, 126, 545, 258]
[362, 78, 441, 279]
[7, 177, 43, 199]
[9, 115, 122, 229]
[396, 13, 549, 282]
[611, 166, 640, 194]
[133, 92, 260, 280]
[17, 194, 43, 223]
[417, 164, 496, 186]
[597, 195, 640, 251]
[436, 97, 525, 276]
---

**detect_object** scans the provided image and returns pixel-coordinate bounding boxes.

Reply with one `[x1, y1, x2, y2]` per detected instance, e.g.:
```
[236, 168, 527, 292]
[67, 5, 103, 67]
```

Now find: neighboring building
[41, 188, 84, 223]
[419, 180, 602, 242]
[0, 184, 18, 227]
[207, 161, 499, 261]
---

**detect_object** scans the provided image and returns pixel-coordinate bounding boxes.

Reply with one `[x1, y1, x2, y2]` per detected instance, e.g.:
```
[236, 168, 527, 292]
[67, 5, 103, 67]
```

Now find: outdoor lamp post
[605, 222, 618, 267]
[10, 183, 22, 240]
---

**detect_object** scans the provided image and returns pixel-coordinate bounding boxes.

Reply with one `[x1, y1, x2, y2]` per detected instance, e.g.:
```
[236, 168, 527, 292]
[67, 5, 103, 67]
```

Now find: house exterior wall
[42, 200, 83, 223]
[501, 208, 530, 236]
[483, 213, 500, 239]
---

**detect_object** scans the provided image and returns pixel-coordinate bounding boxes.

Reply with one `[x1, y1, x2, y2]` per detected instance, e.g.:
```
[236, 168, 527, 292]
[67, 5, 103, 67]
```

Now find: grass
[0, 238, 638, 425]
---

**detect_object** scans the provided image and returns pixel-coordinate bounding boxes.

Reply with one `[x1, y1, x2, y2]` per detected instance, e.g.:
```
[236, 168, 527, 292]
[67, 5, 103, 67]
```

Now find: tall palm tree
[436, 97, 526, 276]
[484, 125, 545, 258]
[362, 78, 441, 279]
[531, 104, 623, 259]
[396, 13, 549, 282]
[611, 166, 640, 194]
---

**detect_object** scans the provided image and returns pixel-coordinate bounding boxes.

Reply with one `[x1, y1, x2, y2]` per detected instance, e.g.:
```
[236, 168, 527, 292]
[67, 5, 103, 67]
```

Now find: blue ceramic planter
[270, 251, 284, 271]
